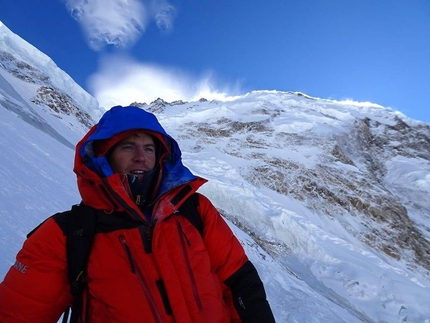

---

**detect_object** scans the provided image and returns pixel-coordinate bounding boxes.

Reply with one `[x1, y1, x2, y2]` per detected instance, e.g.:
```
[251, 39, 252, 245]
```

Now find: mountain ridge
[132, 92, 430, 275]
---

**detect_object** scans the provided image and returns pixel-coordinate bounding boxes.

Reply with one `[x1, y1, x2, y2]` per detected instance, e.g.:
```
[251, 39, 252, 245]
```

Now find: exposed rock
[31, 86, 93, 128]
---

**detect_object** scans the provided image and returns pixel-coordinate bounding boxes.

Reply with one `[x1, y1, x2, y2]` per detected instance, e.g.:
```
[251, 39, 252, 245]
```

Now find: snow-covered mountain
[1, 21, 430, 322]
[0, 21, 104, 144]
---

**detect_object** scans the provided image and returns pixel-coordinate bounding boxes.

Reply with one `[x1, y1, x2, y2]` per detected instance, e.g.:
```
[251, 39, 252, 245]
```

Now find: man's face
[108, 132, 156, 181]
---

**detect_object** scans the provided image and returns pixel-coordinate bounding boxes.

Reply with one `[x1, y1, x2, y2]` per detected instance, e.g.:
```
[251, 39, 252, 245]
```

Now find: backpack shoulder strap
[62, 203, 98, 323]
[178, 193, 204, 236]
[66, 203, 98, 288]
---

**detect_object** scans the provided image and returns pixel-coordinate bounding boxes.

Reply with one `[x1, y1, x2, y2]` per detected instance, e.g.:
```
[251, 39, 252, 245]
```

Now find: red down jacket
[0, 106, 275, 323]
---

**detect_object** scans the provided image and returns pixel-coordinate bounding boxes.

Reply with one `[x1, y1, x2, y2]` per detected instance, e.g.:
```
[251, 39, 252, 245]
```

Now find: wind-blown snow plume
[88, 54, 239, 109]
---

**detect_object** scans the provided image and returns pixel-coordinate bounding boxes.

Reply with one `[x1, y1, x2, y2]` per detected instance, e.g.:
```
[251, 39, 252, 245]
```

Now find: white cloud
[151, 0, 176, 33]
[88, 54, 240, 109]
[63, 0, 240, 106]
[62, 0, 176, 50]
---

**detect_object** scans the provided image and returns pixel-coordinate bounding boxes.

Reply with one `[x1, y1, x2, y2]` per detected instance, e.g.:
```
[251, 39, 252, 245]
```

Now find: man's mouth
[130, 170, 146, 175]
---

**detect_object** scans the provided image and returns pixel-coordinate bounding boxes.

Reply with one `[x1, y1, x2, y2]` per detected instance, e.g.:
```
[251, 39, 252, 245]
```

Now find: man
[0, 106, 275, 322]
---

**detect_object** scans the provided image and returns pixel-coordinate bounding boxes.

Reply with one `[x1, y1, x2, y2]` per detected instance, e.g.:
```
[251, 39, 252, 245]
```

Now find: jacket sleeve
[197, 194, 275, 323]
[0, 217, 72, 323]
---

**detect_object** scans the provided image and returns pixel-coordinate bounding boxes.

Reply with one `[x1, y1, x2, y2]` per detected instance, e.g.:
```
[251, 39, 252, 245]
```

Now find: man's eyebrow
[118, 140, 135, 146]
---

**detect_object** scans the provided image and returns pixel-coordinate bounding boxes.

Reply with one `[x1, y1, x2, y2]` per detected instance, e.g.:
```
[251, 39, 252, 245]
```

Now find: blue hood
[79, 105, 196, 197]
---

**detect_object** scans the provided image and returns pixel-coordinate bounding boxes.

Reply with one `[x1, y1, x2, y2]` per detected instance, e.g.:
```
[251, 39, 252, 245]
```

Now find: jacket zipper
[177, 221, 204, 311]
[118, 234, 163, 323]
[102, 178, 145, 222]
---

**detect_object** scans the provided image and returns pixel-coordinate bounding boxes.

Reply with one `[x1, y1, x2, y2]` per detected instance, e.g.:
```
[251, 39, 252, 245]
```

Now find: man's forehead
[120, 131, 154, 143]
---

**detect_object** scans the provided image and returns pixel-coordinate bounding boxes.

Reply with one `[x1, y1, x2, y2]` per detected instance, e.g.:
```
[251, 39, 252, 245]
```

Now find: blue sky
[1, 0, 430, 123]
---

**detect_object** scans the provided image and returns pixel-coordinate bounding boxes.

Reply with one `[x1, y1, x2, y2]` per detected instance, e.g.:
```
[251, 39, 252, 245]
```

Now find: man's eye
[122, 145, 134, 151]
[144, 147, 154, 153]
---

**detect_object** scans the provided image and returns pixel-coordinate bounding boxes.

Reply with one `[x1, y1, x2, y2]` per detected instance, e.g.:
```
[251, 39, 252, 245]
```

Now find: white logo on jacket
[13, 260, 28, 274]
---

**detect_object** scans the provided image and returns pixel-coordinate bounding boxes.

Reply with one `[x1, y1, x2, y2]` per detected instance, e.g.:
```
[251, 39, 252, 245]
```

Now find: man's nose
[133, 147, 146, 162]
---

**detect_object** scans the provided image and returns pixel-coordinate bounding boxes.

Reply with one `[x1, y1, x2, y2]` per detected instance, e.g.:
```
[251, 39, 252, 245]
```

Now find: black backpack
[30, 193, 203, 323]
